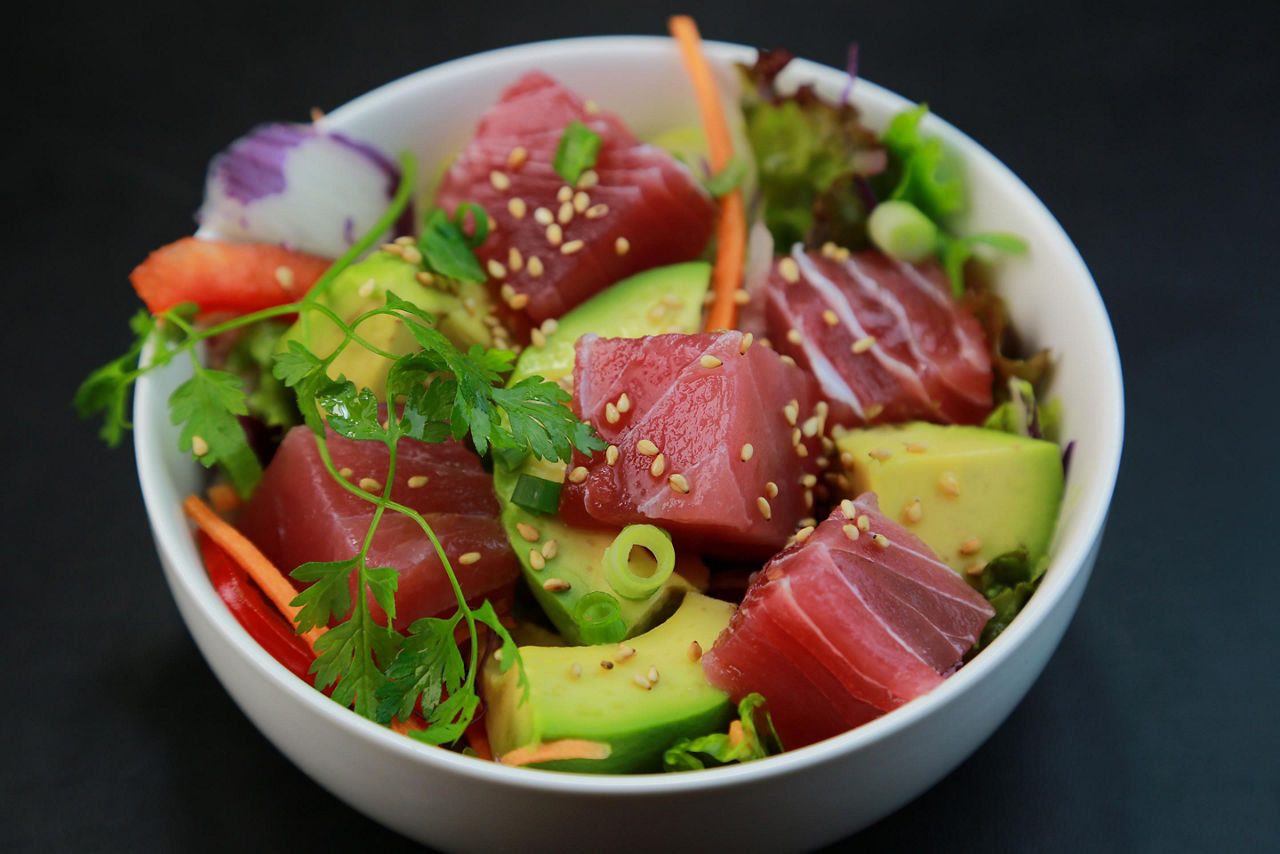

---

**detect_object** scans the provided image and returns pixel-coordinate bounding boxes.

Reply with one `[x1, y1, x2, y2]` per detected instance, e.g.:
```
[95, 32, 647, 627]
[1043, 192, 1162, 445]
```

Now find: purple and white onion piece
[196, 122, 402, 258]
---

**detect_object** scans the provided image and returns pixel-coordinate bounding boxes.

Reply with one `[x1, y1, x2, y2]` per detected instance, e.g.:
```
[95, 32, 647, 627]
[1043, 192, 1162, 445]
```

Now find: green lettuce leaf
[663, 693, 783, 771]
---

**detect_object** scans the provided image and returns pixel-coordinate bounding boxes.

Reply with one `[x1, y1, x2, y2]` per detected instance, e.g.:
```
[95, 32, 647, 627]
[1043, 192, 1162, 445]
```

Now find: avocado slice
[497, 262, 713, 643]
[280, 252, 494, 395]
[483, 591, 736, 773]
[835, 422, 1063, 577]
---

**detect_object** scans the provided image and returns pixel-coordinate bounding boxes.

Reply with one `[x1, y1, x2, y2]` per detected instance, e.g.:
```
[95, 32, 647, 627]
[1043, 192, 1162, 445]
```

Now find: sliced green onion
[603, 524, 676, 601]
[868, 199, 938, 263]
[553, 120, 602, 184]
[510, 473, 562, 514]
[572, 591, 627, 645]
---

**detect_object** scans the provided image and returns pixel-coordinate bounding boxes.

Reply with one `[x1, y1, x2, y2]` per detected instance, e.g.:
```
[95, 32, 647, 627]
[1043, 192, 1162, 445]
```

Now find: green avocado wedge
[496, 262, 713, 643]
[483, 592, 736, 773]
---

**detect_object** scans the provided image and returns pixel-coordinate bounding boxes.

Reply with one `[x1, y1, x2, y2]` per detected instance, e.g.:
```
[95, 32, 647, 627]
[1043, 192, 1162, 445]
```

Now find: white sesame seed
[557, 185, 573, 203]
[733, 290, 751, 305]
[380, 242, 403, 256]
[530, 328, 547, 349]
[688, 640, 703, 662]
[546, 223, 563, 246]
[756, 496, 773, 521]
[401, 245, 423, 265]
[852, 335, 876, 354]
[857, 514, 871, 532]
[906, 441, 928, 453]
[765, 481, 779, 499]
[821, 241, 838, 258]
[568, 466, 589, 483]
[542, 539, 558, 560]
[939, 472, 961, 497]
[669, 473, 690, 494]
[577, 168, 599, 187]
[606, 444, 619, 466]
[357, 278, 376, 298]
[509, 293, 530, 311]
[570, 662, 583, 679]
[561, 239, 585, 255]
[499, 283, 515, 302]
[527, 256, 544, 277]
[840, 499, 856, 518]
[868, 447, 893, 461]
[802, 416, 820, 438]
[533, 206, 554, 225]
[959, 537, 983, 555]
[573, 191, 590, 213]
[739, 332, 754, 355]
[822, 309, 840, 326]
[487, 259, 507, 279]
[700, 354, 723, 369]
[637, 439, 659, 456]
[458, 551, 481, 565]
[615, 644, 636, 662]
[903, 499, 923, 524]
[529, 549, 546, 571]
[783, 402, 799, 426]
[543, 578, 571, 592]
[507, 197, 527, 219]
[795, 525, 815, 543]
[489, 170, 510, 191]
[786, 329, 804, 345]
[516, 522, 540, 543]
[507, 146, 528, 170]
[650, 453, 666, 477]
[801, 473, 818, 488]
[338, 467, 354, 479]
[779, 257, 800, 283]
[541, 318, 559, 335]
[874, 533, 891, 549]
[616, 393, 631, 413]
[615, 236, 630, 256]
[605, 402, 620, 424]
[740, 443, 754, 462]
[359, 477, 382, 492]
[407, 475, 428, 488]
[508, 247, 524, 272]
[557, 200, 574, 225]
[780, 355, 797, 367]
[274, 265, 295, 289]
[585, 203, 609, 219]
[191, 435, 209, 456]
[416, 271, 436, 287]
[842, 524, 860, 542]
[632, 674, 652, 691]
[648, 665, 660, 684]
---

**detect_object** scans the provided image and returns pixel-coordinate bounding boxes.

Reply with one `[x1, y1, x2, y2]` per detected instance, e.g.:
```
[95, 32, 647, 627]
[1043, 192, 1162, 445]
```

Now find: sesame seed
[514, 523, 541, 543]
[338, 467, 354, 479]
[541, 540, 558, 560]
[191, 435, 209, 456]
[416, 271, 436, 286]
[359, 477, 382, 492]
[274, 266, 295, 289]
[835, 246, 850, 261]
[616, 393, 631, 413]
[493, 649, 503, 663]
[487, 259, 507, 279]
[584, 100, 600, 115]
[585, 203, 609, 219]
[529, 549, 546, 570]
[779, 257, 800, 283]
[557, 200, 574, 225]
[557, 185, 573, 203]
[756, 496, 773, 521]
[795, 525, 815, 543]
[783, 402, 799, 426]
[821, 241, 838, 258]
[507, 146, 527, 169]
[700, 354, 723, 369]
[570, 663, 583, 679]
[573, 191, 590, 213]
[615, 237, 630, 256]
[822, 309, 839, 326]
[739, 332, 754, 355]
[780, 355, 797, 367]
[802, 416, 820, 438]
[561, 239, 585, 255]
[840, 499, 856, 517]
[401, 245, 424, 265]
[616, 644, 636, 662]
[605, 402, 620, 424]
[840, 451, 855, 467]
[380, 242, 402, 256]
[408, 475, 429, 488]
[786, 329, 804, 345]
[647, 303, 668, 322]
[577, 168, 599, 187]
[633, 674, 652, 691]
[545, 223, 563, 246]
[740, 443, 754, 462]
[843, 524, 860, 541]
[458, 552, 481, 565]
[601, 660, 614, 670]
[648, 666, 660, 684]
[357, 278, 376, 298]
[669, 473, 690, 494]
[734, 290, 751, 305]
[542, 577, 571, 592]
[868, 447, 893, 461]
[649, 453, 666, 477]
[499, 283, 515, 302]
[637, 439, 659, 456]
[903, 498, 923, 524]
[509, 293, 530, 311]
[541, 318, 559, 335]
[508, 247, 524, 272]
[852, 335, 876, 354]
[959, 537, 983, 555]
[874, 533, 891, 549]
[529, 327, 546, 349]
[801, 473, 818, 488]
[939, 472, 961, 497]
[533, 206, 554, 225]
[507, 197, 527, 219]
[527, 256, 544, 277]
[392, 235, 414, 246]
[606, 444, 619, 466]
[906, 442, 928, 454]
[569, 466, 589, 483]
[857, 514, 871, 531]
[489, 170, 510, 191]
[792, 428, 803, 446]
[688, 640, 703, 662]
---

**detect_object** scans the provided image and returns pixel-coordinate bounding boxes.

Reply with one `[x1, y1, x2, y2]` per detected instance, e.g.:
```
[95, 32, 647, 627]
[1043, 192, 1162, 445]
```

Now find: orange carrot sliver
[498, 738, 612, 767]
[182, 494, 326, 650]
[669, 15, 747, 332]
[205, 482, 241, 513]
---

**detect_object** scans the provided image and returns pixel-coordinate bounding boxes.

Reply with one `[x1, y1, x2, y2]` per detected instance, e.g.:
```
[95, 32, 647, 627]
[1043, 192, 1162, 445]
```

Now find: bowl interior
[135, 35, 1123, 799]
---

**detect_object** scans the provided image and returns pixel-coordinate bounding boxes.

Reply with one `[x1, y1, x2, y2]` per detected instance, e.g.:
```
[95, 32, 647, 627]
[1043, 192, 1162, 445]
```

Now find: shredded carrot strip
[390, 716, 428, 735]
[498, 738, 612, 767]
[205, 482, 241, 513]
[465, 718, 495, 762]
[669, 15, 747, 332]
[182, 494, 326, 650]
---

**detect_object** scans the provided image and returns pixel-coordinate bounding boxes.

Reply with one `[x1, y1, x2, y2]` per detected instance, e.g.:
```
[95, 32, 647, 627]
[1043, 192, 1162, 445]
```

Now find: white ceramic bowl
[134, 36, 1123, 852]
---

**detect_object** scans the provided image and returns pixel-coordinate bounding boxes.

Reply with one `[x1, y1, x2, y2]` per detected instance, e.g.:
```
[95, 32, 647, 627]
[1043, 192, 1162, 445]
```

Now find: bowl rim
[136, 34, 1125, 796]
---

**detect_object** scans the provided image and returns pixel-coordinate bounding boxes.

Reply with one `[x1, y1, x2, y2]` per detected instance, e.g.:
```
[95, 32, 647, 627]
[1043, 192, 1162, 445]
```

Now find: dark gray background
[7, 0, 1277, 850]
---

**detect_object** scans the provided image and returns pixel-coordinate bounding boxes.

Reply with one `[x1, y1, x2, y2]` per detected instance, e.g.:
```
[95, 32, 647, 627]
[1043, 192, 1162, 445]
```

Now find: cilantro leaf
[290, 558, 356, 632]
[553, 120, 602, 184]
[168, 367, 262, 497]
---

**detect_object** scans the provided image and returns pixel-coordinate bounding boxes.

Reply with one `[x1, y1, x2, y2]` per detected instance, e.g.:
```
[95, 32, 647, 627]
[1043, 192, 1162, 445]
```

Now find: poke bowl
[132, 35, 1123, 852]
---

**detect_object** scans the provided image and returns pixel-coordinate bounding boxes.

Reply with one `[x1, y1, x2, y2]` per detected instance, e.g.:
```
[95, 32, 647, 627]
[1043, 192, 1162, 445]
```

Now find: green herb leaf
[312, 614, 400, 718]
[702, 155, 749, 197]
[663, 693, 782, 771]
[222, 320, 301, 430]
[316, 380, 386, 442]
[880, 103, 965, 223]
[419, 209, 487, 283]
[376, 616, 465, 726]
[939, 231, 1028, 296]
[971, 548, 1044, 652]
[290, 558, 357, 633]
[553, 120, 603, 184]
[168, 367, 262, 497]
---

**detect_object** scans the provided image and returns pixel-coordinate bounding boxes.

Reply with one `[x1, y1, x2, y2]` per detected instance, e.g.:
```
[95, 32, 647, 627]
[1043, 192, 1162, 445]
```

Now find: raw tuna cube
[560, 331, 825, 557]
[236, 426, 519, 632]
[701, 493, 995, 748]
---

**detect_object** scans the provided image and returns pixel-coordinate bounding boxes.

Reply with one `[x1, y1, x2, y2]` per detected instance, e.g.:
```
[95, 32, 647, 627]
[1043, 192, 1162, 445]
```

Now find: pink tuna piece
[701, 493, 995, 748]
